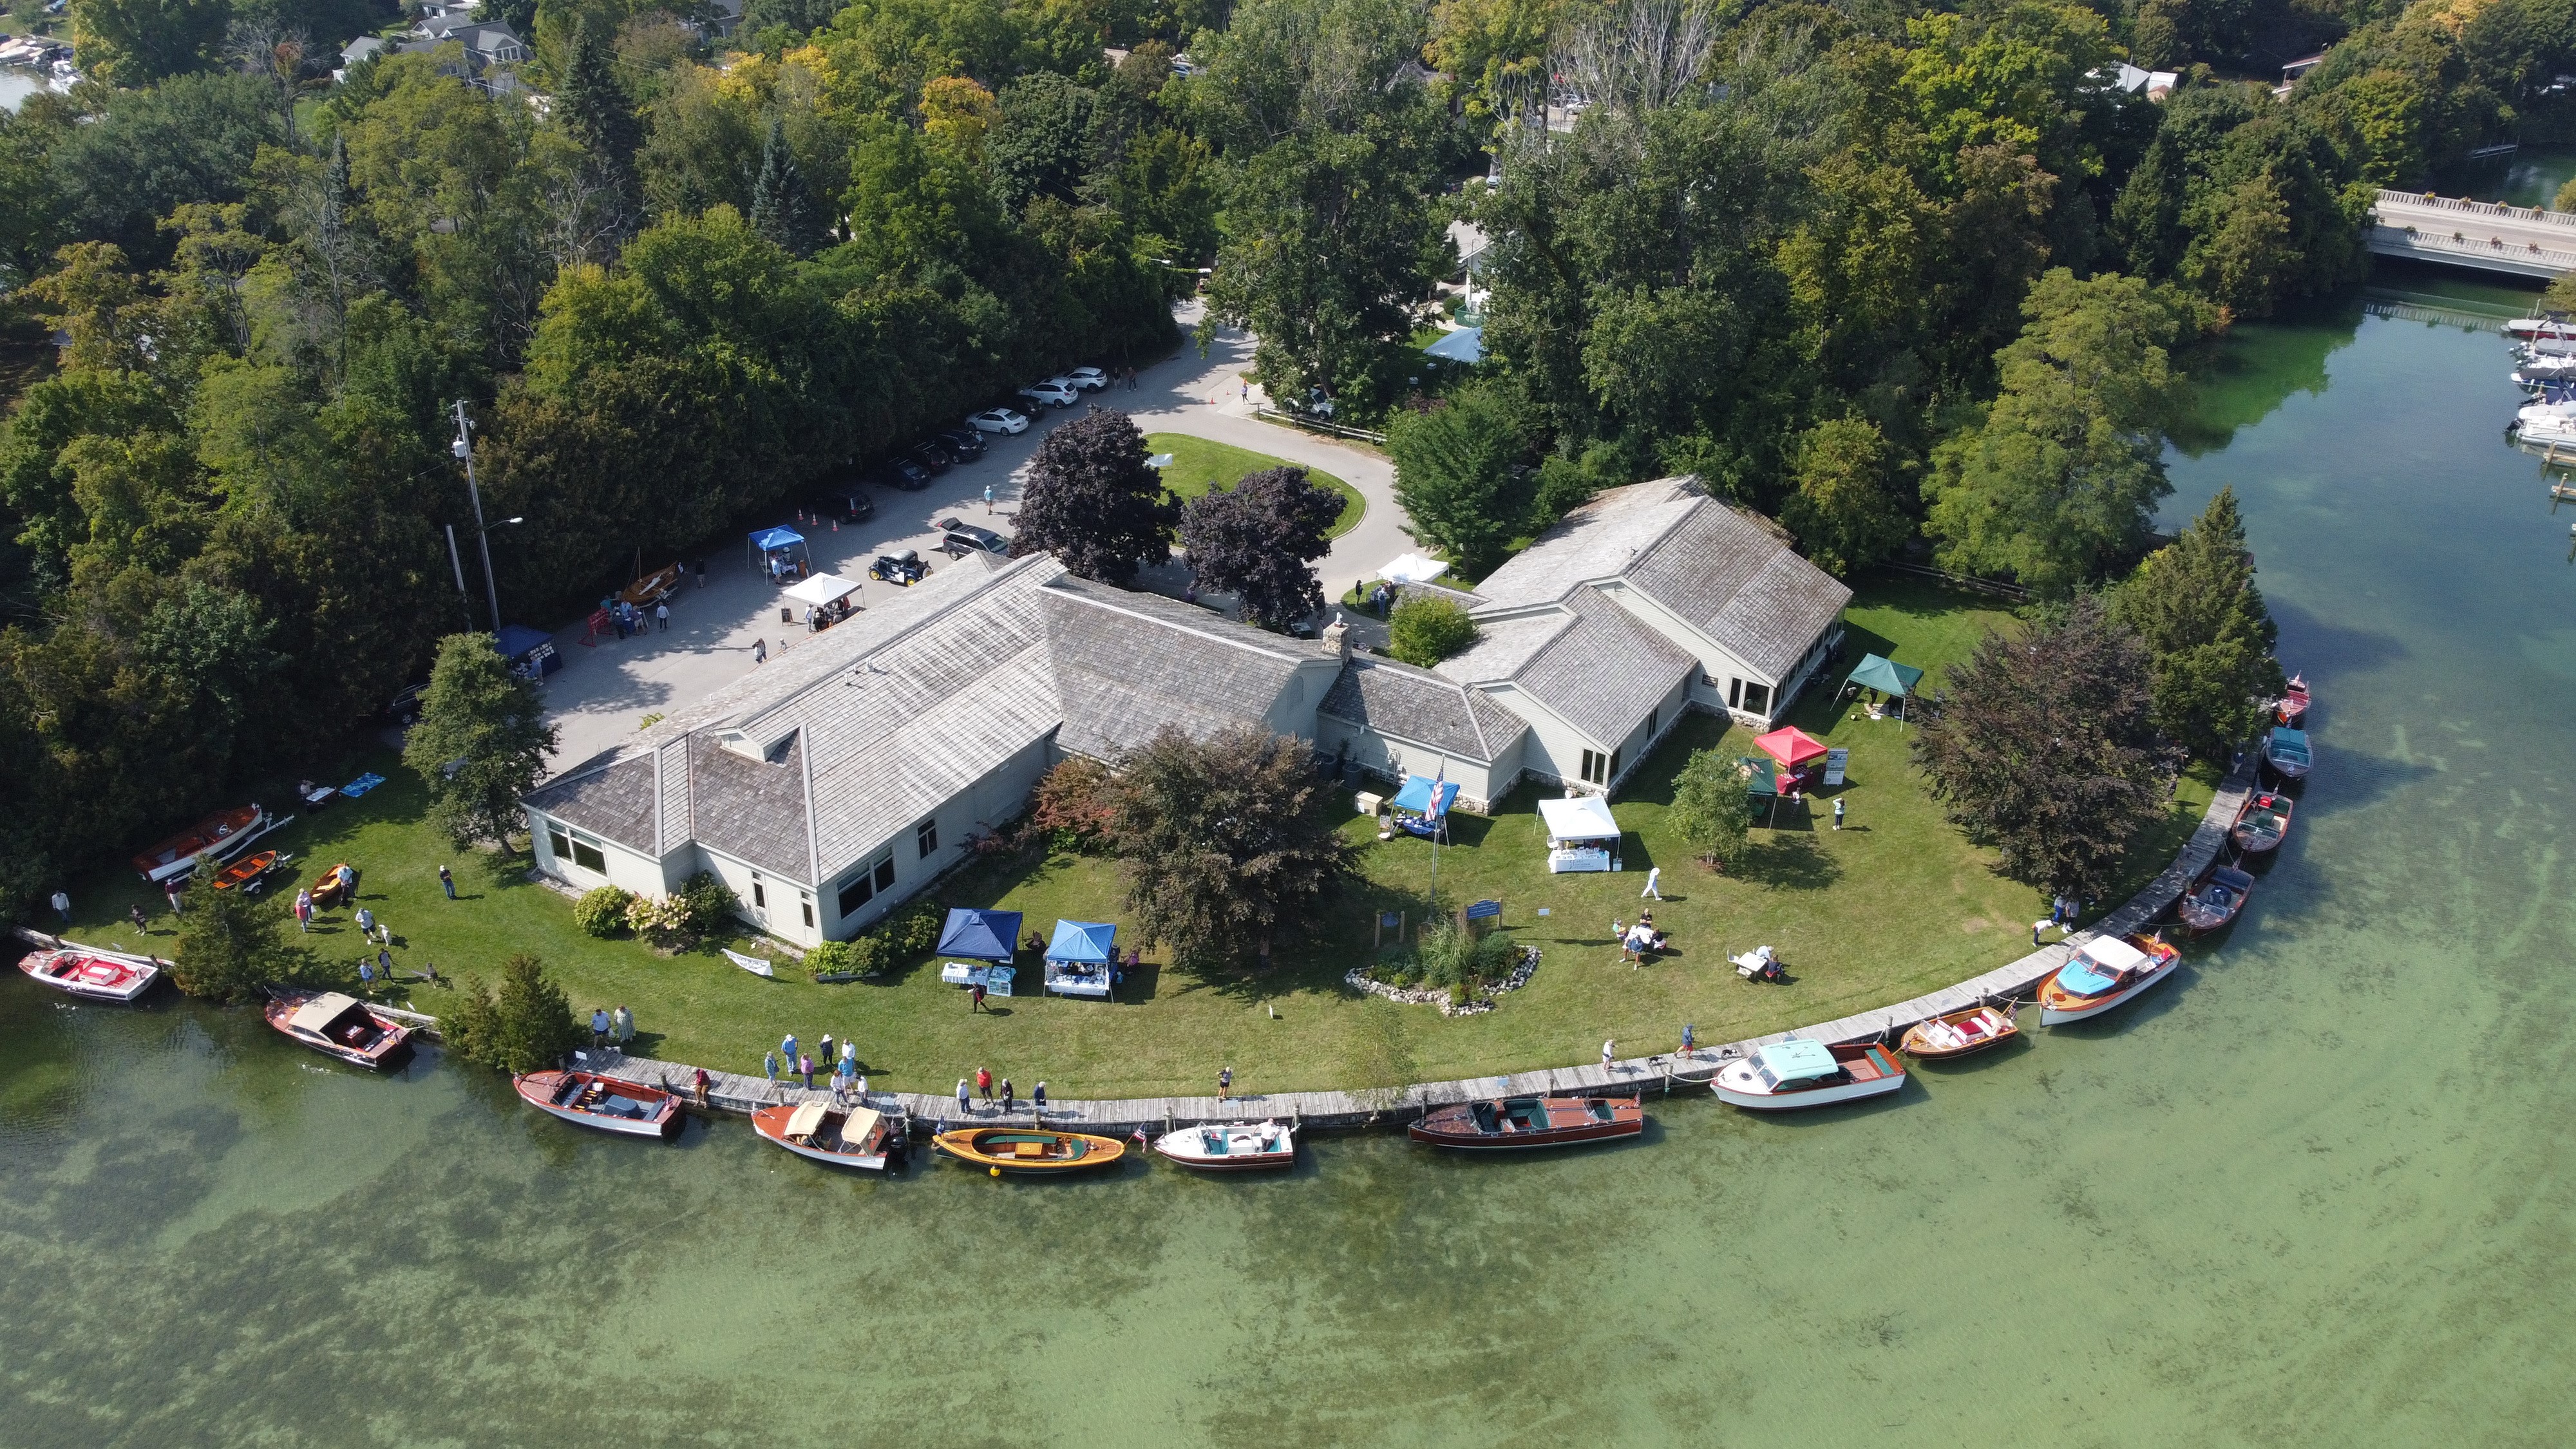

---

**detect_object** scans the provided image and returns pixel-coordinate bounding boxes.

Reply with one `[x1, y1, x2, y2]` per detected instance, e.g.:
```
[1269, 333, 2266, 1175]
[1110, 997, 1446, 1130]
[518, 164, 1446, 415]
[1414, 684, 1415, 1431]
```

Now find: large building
[522, 477, 1846, 944]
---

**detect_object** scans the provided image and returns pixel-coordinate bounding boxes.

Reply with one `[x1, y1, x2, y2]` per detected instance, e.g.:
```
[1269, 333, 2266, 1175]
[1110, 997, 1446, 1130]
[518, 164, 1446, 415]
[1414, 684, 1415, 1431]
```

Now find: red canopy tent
[1754, 726, 1828, 772]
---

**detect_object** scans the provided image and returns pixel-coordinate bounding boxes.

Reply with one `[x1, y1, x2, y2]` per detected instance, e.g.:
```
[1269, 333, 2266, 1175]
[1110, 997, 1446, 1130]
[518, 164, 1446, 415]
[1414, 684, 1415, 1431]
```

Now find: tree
[1667, 746, 1754, 870]
[1108, 725, 1350, 971]
[443, 953, 587, 1074]
[1386, 379, 1528, 574]
[556, 17, 643, 202]
[987, 71, 1097, 214]
[403, 632, 560, 853]
[1177, 464, 1341, 629]
[1780, 417, 1909, 577]
[2544, 265, 2576, 315]
[2112, 488, 2284, 761]
[1911, 596, 2180, 898]
[1010, 410, 1177, 583]
[70, 0, 231, 85]
[748, 113, 821, 256]
[170, 857, 292, 1001]
[1385, 592, 1478, 667]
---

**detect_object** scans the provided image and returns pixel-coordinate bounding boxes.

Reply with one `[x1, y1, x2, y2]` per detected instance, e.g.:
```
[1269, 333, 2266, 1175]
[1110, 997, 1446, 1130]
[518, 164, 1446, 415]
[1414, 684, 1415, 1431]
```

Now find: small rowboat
[1153, 1120, 1296, 1171]
[263, 989, 413, 1070]
[2275, 674, 2309, 726]
[933, 1126, 1126, 1175]
[753, 1099, 895, 1169]
[131, 804, 266, 884]
[1898, 1005, 2020, 1060]
[17, 948, 160, 1003]
[212, 849, 282, 893]
[309, 863, 354, 909]
[2231, 791, 2293, 853]
[2037, 934, 2181, 1025]
[2263, 726, 2312, 781]
[1713, 1040, 1906, 1110]
[516, 1070, 683, 1141]
[2177, 864, 2255, 934]
[1408, 1095, 1645, 1148]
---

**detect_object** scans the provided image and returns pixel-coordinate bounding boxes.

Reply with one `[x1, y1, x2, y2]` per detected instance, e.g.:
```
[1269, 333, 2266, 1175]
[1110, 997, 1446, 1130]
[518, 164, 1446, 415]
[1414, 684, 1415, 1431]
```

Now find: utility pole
[451, 400, 502, 636]
[444, 524, 473, 625]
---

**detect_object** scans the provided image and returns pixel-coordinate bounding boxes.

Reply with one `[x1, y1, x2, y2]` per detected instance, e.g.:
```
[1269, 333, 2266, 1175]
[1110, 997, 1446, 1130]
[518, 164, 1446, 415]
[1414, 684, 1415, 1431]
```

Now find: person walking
[1217, 1065, 1233, 1102]
[976, 1066, 994, 1103]
[48, 889, 69, 924]
[655, 601, 670, 632]
[753, 638, 767, 665]
[377, 946, 393, 980]
[694, 558, 707, 589]
[1640, 866, 1662, 901]
[355, 905, 376, 937]
[165, 882, 184, 916]
[1680, 1023, 1696, 1057]
[129, 904, 149, 933]
[969, 981, 987, 1013]
[592, 1008, 611, 1051]
[999, 1078, 1014, 1113]
[983, 482, 995, 514]
[1832, 797, 1846, 830]
[1033, 1080, 1047, 1115]
[439, 864, 455, 900]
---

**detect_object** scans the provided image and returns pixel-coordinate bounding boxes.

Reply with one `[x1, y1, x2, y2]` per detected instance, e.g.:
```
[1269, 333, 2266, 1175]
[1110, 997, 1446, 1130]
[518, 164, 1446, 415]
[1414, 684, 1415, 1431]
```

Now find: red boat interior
[554, 1076, 665, 1121]
[37, 954, 142, 987]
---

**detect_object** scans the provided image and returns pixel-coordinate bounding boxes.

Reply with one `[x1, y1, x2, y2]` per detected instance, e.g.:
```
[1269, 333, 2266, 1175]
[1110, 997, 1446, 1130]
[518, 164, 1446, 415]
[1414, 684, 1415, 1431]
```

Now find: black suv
[811, 483, 875, 522]
[874, 457, 933, 491]
[909, 442, 952, 475]
[934, 427, 987, 460]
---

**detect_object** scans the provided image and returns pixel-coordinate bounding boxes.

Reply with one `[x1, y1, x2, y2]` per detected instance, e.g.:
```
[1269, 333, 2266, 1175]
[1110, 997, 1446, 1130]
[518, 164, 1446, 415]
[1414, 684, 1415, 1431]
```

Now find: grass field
[51, 574, 2217, 1099]
[1144, 433, 1364, 538]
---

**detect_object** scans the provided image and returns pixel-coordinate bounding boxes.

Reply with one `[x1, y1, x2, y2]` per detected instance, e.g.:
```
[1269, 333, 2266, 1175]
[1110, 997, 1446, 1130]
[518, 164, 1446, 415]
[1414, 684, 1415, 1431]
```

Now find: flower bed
[1346, 947, 1542, 1016]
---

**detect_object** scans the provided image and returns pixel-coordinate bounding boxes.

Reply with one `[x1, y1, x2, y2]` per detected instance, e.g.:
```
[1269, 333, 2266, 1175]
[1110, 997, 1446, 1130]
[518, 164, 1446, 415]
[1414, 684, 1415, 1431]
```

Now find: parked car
[1065, 366, 1108, 390]
[869, 549, 930, 585]
[873, 457, 932, 491]
[811, 484, 875, 522]
[1017, 381, 1077, 409]
[967, 408, 1028, 435]
[386, 683, 428, 726]
[935, 517, 1010, 556]
[908, 442, 952, 475]
[935, 426, 987, 459]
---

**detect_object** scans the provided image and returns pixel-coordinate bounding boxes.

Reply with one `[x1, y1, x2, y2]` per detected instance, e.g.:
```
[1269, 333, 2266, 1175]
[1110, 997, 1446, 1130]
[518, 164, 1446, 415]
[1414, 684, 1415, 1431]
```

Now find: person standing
[752, 638, 767, 665]
[819, 1031, 835, 1064]
[336, 863, 355, 904]
[48, 889, 69, 924]
[165, 882, 184, 916]
[129, 904, 149, 933]
[592, 1008, 611, 1050]
[799, 1053, 815, 1090]
[956, 1077, 972, 1113]
[377, 947, 393, 980]
[1601, 1039, 1616, 1072]
[612, 1005, 633, 1046]
[439, 864, 456, 900]
[765, 1052, 781, 1088]
[694, 1066, 712, 1106]
[1611, 918, 1625, 953]
[853, 1072, 868, 1103]
[999, 1078, 1014, 1113]
[1032, 1080, 1047, 1114]
[294, 889, 313, 932]
[1217, 1065, 1232, 1102]
[1680, 1023, 1696, 1057]
[1640, 866, 1662, 901]
[694, 558, 707, 589]
[1832, 797, 1846, 830]
[840, 1039, 857, 1079]
[781, 1033, 797, 1074]
[976, 1066, 993, 1103]
[655, 601, 670, 632]
[969, 981, 986, 1013]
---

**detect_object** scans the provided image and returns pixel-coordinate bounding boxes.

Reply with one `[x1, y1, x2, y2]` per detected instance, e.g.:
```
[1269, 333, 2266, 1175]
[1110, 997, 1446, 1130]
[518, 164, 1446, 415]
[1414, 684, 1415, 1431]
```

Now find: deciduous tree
[403, 632, 560, 853]
[1010, 410, 1177, 583]
[1178, 464, 1340, 629]
[1780, 416, 1909, 577]
[1108, 725, 1349, 971]
[1387, 379, 1528, 574]
[1667, 746, 1754, 869]
[1384, 592, 1477, 667]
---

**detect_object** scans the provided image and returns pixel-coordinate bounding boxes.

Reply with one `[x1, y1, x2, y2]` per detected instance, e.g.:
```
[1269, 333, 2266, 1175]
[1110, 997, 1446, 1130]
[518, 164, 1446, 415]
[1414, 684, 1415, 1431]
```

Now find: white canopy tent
[784, 572, 862, 608]
[1538, 795, 1620, 873]
[1375, 553, 1451, 585]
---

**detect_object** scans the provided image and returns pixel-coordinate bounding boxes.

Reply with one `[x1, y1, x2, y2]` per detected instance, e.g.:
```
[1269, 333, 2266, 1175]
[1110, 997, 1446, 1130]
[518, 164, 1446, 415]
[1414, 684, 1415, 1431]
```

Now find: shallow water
[7, 276, 2576, 1447]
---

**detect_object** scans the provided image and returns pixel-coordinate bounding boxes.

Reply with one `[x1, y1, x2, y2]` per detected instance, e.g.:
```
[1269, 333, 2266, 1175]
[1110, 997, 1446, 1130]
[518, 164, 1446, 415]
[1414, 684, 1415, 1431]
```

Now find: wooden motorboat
[2231, 792, 2294, 854]
[131, 804, 266, 884]
[932, 1126, 1126, 1175]
[17, 947, 160, 1003]
[1407, 1095, 1645, 1149]
[2176, 864, 2255, 934]
[1712, 1039, 1906, 1110]
[308, 863, 354, 909]
[2275, 674, 2309, 726]
[752, 1099, 895, 1169]
[263, 989, 414, 1070]
[212, 849, 282, 893]
[1153, 1120, 1296, 1171]
[2037, 934, 2181, 1025]
[1897, 1005, 2020, 1060]
[2263, 726, 2312, 781]
[516, 1069, 683, 1141]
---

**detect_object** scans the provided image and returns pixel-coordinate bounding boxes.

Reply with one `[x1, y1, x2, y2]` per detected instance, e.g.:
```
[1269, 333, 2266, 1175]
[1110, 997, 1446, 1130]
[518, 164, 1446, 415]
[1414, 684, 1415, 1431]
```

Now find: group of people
[764, 1031, 867, 1105]
[954, 1066, 1048, 1116]
[2032, 893, 2085, 945]
[1613, 913, 1670, 965]
[589, 1005, 636, 1052]
[600, 595, 670, 639]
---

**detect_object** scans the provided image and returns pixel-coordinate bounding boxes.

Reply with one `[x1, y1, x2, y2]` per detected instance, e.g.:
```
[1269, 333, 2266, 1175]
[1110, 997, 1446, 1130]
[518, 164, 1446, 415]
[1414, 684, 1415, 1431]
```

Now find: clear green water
[8, 283, 2576, 1447]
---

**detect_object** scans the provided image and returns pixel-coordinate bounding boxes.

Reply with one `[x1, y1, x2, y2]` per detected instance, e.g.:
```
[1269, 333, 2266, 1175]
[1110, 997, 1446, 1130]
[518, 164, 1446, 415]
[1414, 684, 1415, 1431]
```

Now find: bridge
[2368, 189, 2576, 281]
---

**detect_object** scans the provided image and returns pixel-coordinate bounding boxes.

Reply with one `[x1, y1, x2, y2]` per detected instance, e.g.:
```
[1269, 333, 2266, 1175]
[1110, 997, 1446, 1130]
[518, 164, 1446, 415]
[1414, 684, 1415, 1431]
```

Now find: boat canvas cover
[2268, 726, 2311, 761]
[1756, 1038, 1839, 1081]
[1538, 795, 1620, 844]
[289, 992, 361, 1034]
[784, 1100, 829, 1138]
[2059, 936, 2150, 994]
[838, 1108, 880, 1146]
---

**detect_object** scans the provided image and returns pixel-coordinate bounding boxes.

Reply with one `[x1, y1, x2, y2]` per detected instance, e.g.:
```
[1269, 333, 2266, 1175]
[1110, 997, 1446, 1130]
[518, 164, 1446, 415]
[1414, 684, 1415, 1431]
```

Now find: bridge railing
[2374, 189, 2576, 231]
[2370, 224, 2576, 273]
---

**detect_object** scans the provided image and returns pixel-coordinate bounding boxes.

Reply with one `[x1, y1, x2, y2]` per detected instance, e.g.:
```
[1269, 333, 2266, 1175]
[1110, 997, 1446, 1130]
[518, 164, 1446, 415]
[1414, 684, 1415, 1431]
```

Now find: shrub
[445, 954, 588, 1074]
[1030, 757, 1116, 853]
[886, 902, 942, 958]
[676, 871, 741, 938]
[1387, 594, 1478, 668]
[1410, 920, 1517, 989]
[806, 938, 871, 978]
[623, 892, 690, 945]
[574, 886, 635, 938]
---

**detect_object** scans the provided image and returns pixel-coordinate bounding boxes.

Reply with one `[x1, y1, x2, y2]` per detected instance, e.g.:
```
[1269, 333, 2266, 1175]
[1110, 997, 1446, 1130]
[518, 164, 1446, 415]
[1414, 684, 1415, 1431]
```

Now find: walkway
[2368, 189, 2576, 280]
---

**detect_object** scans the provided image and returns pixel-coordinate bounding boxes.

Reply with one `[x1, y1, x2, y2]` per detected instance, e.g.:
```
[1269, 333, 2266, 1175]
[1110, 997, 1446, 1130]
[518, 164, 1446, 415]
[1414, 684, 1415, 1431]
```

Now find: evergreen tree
[748, 113, 820, 256]
[1386, 379, 1529, 575]
[555, 17, 641, 200]
[444, 954, 587, 1074]
[1011, 410, 1178, 584]
[2112, 488, 2285, 761]
[402, 633, 560, 853]
[170, 857, 294, 1001]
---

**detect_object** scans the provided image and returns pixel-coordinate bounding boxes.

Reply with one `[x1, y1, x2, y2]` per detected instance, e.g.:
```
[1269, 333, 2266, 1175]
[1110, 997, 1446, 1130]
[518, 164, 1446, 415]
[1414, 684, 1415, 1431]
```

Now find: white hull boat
[16, 947, 161, 1003]
[1152, 1120, 1296, 1171]
[2037, 935, 2183, 1024]
[753, 1100, 894, 1170]
[1712, 1039, 1907, 1111]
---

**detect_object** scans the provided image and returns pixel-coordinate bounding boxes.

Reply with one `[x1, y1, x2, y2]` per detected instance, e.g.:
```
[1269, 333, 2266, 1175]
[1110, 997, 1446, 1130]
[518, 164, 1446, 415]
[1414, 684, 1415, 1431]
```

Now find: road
[534, 302, 1412, 773]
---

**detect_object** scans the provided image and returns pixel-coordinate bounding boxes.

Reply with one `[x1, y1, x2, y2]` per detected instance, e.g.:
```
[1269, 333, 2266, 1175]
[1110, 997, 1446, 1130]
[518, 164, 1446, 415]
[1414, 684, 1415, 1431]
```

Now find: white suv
[1018, 381, 1078, 408]
[1063, 367, 1108, 390]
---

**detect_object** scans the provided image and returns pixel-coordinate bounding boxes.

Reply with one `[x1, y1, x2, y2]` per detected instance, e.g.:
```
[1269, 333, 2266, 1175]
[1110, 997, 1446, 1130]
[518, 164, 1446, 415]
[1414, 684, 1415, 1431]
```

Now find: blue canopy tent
[936, 907, 1023, 995]
[1390, 773, 1460, 840]
[493, 623, 560, 678]
[1043, 919, 1118, 999]
[746, 526, 810, 581]
[1421, 327, 1483, 364]
[1844, 652, 1926, 724]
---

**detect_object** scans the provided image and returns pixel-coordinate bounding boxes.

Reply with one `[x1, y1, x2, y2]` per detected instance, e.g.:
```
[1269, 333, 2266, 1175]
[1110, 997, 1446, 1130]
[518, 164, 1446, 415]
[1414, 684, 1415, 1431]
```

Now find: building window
[546, 822, 571, 862]
[1728, 677, 1743, 708]
[751, 875, 766, 910]
[1645, 706, 1659, 739]
[836, 846, 898, 920]
[1580, 749, 1609, 786]
[1741, 682, 1770, 715]
[916, 817, 939, 858]
[801, 898, 815, 929]
[550, 824, 605, 874]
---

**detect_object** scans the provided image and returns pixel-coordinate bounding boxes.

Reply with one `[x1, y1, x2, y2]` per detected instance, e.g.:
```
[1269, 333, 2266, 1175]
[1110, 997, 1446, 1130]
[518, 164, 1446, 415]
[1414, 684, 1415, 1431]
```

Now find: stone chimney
[1320, 612, 1352, 658]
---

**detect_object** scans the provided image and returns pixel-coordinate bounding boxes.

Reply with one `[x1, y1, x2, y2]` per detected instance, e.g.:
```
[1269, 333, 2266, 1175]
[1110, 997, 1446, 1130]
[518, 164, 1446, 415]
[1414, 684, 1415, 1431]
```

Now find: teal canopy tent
[1844, 652, 1926, 723]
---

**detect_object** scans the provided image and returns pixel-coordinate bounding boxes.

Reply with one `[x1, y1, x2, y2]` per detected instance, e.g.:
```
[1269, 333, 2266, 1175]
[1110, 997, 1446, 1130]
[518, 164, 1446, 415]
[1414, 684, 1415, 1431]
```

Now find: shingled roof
[1499, 586, 1696, 745]
[526, 753, 657, 853]
[1041, 574, 1319, 762]
[1319, 654, 1528, 764]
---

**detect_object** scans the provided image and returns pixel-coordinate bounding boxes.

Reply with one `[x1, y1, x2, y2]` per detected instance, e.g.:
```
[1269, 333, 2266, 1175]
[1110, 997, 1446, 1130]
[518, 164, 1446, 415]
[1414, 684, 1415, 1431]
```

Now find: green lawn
[1145, 433, 1365, 538]
[53, 576, 2216, 1100]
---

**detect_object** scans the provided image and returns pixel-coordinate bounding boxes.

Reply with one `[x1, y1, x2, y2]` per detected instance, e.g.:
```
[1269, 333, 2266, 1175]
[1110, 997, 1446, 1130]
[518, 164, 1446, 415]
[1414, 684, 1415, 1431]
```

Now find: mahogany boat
[2176, 864, 2255, 934]
[516, 1069, 683, 1141]
[1712, 1040, 1906, 1110]
[2262, 726, 2312, 781]
[1897, 1005, 2020, 1060]
[2231, 792, 2293, 854]
[932, 1126, 1126, 1175]
[263, 989, 414, 1070]
[1407, 1095, 1645, 1149]
[2275, 674, 2309, 726]
[1152, 1120, 1296, 1171]
[131, 804, 266, 884]
[17, 947, 160, 1003]
[2037, 934, 2181, 1025]
[752, 1099, 896, 1169]
[211, 849, 282, 893]
[309, 862, 354, 909]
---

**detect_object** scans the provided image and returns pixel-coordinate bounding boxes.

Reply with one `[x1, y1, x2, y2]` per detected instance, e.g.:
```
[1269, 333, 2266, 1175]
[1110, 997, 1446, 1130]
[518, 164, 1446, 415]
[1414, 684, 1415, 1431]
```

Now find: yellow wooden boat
[931, 1126, 1126, 1176]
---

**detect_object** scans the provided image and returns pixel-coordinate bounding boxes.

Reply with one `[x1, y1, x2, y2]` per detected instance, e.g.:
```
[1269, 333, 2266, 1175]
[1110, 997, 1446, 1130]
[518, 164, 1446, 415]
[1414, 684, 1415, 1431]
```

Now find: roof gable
[1319, 655, 1528, 764]
[1042, 575, 1314, 761]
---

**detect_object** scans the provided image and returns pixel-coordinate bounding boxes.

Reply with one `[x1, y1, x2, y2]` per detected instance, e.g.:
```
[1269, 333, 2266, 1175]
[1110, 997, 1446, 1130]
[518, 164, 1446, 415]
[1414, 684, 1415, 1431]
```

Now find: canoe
[1153, 1120, 1296, 1171]
[1712, 1040, 1906, 1110]
[263, 989, 413, 1070]
[17, 947, 160, 1003]
[212, 849, 281, 893]
[2176, 863, 2255, 934]
[2263, 726, 2312, 781]
[131, 804, 266, 884]
[1897, 1005, 2020, 1060]
[2275, 674, 2309, 726]
[2037, 934, 2181, 1025]
[1408, 1095, 1645, 1148]
[2231, 792, 2293, 854]
[308, 863, 354, 909]
[932, 1126, 1126, 1175]
[752, 1099, 895, 1170]
[516, 1070, 683, 1141]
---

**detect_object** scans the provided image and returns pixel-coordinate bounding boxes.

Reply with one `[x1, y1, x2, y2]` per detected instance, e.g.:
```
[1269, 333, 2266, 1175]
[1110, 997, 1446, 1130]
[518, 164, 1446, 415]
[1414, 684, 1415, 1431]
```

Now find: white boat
[752, 1099, 895, 1170]
[2515, 410, 2576, 448]
[1711, 1039, 1907, 1111]
[2036, 934, 2181, 1025]
[1151, 1120, 1296, 1171]
[16, 947, 160, 1003]
[2506, 316, 2575, 340]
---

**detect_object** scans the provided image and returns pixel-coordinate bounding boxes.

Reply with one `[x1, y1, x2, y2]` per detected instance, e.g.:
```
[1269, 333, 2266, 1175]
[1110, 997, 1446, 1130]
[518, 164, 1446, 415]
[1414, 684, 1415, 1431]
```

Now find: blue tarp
[340, 772, 386, 799]
[493, 624, 552, 661]
[1421, 327, 1483, 363]
[1390, 774, 1460, 817]
[748, 526, 805, 551]
[937, 907, 1023, 963]
[1045, 919, 1117, 963]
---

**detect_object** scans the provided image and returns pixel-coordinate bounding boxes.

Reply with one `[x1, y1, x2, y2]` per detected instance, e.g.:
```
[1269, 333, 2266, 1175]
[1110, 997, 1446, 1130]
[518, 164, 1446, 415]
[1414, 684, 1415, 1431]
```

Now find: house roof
[526, 753, 657, 854]
[1467, 478, 1707, 612]
[1318, 654, 1528, 766]
[1508, 587, 1696, 746]
[1041, 574, 1318, 762]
